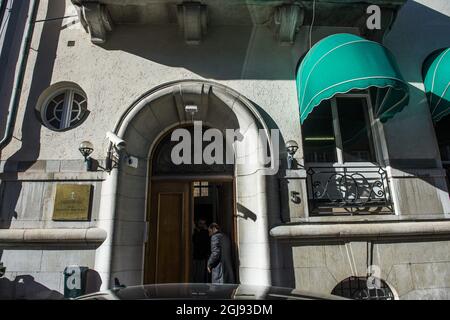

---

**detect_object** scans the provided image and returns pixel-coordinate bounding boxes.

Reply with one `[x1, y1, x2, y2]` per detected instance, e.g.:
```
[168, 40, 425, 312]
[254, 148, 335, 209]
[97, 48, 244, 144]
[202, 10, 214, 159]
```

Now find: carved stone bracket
[274, 4, 304, 45]
[177, 1, 208, 45]
[71, 1, 113, 44]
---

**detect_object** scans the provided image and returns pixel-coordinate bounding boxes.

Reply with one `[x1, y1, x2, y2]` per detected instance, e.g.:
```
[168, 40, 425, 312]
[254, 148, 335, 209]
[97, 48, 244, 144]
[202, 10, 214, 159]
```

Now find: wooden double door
[144, 180, 235, 284]
[145, 181, 190, 284]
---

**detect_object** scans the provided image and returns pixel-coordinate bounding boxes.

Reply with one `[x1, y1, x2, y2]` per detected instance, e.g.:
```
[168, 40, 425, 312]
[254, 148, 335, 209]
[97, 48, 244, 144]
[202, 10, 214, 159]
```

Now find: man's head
[208, 223, 220, 236]
[197, 218, 207, 230]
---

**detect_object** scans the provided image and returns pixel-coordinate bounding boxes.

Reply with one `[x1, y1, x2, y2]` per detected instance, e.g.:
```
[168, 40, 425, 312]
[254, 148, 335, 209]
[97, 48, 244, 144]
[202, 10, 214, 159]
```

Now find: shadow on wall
[380, 105, 449, 194]
[384, 0, 450, 84]
[85, 268, 103, 295]
[0, 0, 28, 131]
[0, 274, 64, 300]
[0, 0, 65, 258]
[0, 268, 102, 299]
[250, 100, 296, 288]
[100, 24, 299, 80]
[236, 203, 257, 222]
[376, 1, 450, 196]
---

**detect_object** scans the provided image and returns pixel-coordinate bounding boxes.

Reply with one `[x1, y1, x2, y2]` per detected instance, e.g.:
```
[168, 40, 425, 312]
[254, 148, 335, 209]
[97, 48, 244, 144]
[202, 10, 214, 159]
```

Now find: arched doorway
[145, 125, 236, 284]
[94, 80, 278, 289]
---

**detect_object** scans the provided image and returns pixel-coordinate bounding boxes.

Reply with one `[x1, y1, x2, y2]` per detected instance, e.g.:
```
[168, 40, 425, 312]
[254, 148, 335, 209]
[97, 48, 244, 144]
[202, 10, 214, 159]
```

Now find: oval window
[40, 86, 88, 131]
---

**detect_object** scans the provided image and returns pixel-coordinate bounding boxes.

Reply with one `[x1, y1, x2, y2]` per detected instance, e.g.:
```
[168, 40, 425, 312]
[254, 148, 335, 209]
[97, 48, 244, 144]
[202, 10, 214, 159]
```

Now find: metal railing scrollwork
[306, 166, 394, 215]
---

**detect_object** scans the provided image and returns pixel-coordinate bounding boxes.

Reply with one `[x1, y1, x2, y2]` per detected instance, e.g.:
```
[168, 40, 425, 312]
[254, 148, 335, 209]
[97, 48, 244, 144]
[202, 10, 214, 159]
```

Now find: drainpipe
[0, 0, 39, 151]
[0, 1, 7, 26]
[0, 0, 8, 55]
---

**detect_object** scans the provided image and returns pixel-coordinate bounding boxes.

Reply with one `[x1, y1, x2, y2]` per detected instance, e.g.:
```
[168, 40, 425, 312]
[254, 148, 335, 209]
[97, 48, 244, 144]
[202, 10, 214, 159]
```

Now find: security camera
[106, 131, 126, 151]
[185, 105, 198, 117]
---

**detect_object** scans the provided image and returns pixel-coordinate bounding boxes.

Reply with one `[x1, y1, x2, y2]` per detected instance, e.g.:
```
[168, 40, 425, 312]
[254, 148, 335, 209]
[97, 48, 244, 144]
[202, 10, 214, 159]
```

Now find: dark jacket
[207, 232, 235, 284]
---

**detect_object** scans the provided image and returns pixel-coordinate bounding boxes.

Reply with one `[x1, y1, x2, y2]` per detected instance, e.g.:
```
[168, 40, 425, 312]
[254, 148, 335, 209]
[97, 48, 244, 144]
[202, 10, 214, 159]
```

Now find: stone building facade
[0, 0, 450, 299]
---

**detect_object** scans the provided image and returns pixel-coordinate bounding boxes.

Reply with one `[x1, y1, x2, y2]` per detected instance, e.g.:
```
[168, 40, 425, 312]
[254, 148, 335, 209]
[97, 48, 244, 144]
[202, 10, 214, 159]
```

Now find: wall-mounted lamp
[78, 131, 132, 172]
[78, 132, 130, 173]
[79, 141, 94, 171]
[286, 140, 299, 170]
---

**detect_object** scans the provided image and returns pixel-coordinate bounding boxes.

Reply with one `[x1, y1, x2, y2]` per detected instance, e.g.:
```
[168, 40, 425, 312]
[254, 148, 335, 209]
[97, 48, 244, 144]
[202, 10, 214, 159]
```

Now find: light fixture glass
[286, 140, 299, 170]
[79, 141, 94, 159]
[286, 140, 299, 156]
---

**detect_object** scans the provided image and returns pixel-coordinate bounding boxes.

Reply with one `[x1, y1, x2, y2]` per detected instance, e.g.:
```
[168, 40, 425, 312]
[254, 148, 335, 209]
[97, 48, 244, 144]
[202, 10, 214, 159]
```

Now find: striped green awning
[297, 33, 409, 124]
[422, 48, 450, 122]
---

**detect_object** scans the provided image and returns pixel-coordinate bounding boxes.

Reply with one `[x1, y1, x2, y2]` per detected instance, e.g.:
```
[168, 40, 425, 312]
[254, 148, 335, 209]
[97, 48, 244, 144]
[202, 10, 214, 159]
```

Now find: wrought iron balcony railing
[306, 166, 393, 215]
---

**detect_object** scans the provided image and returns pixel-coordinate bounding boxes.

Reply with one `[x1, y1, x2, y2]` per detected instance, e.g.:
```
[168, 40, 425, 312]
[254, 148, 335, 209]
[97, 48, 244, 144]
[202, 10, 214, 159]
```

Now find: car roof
[77, 283, 347, 300]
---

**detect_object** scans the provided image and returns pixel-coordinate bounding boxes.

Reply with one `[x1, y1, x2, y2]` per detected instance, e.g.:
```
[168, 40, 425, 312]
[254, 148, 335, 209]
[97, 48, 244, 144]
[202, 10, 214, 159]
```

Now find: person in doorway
[192, 218, 210, 283]
[207, 223, 235, 284]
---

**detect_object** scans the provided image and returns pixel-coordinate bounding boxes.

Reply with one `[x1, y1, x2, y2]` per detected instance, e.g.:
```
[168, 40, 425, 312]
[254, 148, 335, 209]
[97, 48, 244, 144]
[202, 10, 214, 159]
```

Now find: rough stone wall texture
[381, 0, 450, 215]
[0, 0, 360, 163]
[1, 0, 446, 215]
[0, 178, 103, 229]
[1, 0, 450, 299]
[383, 0, 450, 163]
[0, 249, 97, 299]
[287, 240, 450, 300]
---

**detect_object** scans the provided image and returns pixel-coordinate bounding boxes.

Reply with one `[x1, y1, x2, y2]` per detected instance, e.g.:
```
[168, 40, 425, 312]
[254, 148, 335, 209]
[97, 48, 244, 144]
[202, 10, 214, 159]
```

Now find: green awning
[422, 48, 450, 122]
[297, 33, 409, 124]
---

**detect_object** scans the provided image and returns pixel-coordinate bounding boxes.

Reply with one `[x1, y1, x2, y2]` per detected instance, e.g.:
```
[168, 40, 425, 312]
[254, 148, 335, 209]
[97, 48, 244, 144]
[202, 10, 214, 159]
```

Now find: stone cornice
[0, 172, 106, 181]
[70, 0, 407, 45]
[270, 220, 450, 241]
[0, 228, 107, 247]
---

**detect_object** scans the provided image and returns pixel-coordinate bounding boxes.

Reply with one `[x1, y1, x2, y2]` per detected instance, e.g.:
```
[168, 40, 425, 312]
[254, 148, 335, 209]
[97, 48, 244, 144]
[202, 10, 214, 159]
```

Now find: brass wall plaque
[52, 184, 92, 221]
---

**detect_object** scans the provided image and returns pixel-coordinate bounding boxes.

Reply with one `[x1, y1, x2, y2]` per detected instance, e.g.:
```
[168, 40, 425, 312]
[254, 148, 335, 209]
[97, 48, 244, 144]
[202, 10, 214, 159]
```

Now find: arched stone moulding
[95, 80, 280, 289]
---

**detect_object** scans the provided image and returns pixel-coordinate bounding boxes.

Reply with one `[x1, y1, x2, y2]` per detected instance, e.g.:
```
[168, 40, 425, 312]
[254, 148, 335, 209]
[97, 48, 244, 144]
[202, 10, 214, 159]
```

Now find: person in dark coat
[207, 223, 235, 284]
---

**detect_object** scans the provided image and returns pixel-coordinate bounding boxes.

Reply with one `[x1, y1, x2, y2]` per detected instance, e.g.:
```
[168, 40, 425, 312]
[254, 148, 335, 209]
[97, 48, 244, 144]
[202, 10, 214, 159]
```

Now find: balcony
[71, 0, 407, 44]
[306, 166, 394, 215]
